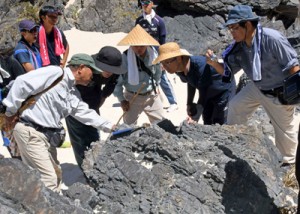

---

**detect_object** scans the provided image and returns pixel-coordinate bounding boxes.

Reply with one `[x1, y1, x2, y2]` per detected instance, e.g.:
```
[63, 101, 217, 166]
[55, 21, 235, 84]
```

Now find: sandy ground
[1, 26, 298, 189]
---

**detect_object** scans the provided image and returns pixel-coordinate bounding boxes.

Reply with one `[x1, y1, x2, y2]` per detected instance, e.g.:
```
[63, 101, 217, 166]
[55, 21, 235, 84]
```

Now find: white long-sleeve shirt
[3, 66, 113, 132]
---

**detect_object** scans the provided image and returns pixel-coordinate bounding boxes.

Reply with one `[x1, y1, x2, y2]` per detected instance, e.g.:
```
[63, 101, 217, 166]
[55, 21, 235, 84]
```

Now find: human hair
[39, 5, 61, 24]
[239, 20, 259, 28]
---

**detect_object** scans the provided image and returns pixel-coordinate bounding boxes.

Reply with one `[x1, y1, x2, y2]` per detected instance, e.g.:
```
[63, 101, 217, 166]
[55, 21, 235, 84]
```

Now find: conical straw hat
[117, 24, 160, 46]
[153, 42, 191, 64]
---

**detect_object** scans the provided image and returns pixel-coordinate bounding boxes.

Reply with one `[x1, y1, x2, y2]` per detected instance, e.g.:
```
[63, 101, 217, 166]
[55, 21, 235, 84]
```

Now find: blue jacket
[135, 13, 166, 45]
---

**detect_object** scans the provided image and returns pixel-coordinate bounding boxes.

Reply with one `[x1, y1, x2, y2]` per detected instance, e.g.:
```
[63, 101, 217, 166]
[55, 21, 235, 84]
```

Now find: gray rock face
[66, 0, 139, 33]
[0, 113, 295, 213]
[81, 119, 294, 213]
[64, 0, 300, 56]
[0, 158, 91, 213]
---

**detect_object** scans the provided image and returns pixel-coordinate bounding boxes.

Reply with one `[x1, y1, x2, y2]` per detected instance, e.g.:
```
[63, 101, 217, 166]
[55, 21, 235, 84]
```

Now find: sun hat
[91, 46, 126, 75]
[152, 42, 191, 64]
[18, 19, 39, 32]
[68, 53, 101, 74]
[117, 24, 160, 46]
[224, 5, 260, 27]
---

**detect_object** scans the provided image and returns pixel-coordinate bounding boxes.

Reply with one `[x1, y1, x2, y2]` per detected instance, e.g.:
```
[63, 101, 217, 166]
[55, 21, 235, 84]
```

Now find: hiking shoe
[60, 141, 71, 148]
[166, 104, 178, 113]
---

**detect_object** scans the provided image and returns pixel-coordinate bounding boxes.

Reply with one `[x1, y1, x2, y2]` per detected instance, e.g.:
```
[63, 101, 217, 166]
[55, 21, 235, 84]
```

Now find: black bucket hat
[91, 46, 126, 75]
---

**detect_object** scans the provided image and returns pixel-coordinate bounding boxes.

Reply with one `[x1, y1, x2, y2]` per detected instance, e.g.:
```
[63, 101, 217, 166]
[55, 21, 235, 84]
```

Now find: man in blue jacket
[206, 5, 299, 165]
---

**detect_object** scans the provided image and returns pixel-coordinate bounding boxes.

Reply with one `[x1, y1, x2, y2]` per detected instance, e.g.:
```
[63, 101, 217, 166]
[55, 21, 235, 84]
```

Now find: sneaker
[166, 104, 178, 113]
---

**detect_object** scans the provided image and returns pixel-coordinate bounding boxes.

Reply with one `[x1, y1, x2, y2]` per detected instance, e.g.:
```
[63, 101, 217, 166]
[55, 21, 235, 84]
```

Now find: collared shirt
[177, 56, 231, 105]
[14, 38, 42, 70]
[135, 12, 166, 45]
[227, 27, 299, 90]
[113, 51, 162, 102]
[3, 66, 113, 131]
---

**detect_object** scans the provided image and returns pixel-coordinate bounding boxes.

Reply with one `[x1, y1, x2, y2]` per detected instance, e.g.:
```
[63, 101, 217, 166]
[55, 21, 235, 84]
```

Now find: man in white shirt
[3, 53, 115, 193]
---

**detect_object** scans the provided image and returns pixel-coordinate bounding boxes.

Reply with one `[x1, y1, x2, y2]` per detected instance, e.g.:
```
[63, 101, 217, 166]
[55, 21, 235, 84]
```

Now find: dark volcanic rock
[0, 158, 91, 213]
[82, 119, 294, 213]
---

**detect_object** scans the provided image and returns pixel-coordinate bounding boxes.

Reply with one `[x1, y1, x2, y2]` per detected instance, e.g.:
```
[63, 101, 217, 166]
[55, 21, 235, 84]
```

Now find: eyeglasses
[162, 57, 177, 66]
[228, 25, 241, 33]
[140, 1, 151, 6]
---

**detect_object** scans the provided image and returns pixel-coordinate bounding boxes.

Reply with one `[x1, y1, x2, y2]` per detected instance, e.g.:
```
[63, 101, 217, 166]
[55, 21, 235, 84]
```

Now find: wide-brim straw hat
[152, 42, 191, 64]
[117, 24, 160, 46]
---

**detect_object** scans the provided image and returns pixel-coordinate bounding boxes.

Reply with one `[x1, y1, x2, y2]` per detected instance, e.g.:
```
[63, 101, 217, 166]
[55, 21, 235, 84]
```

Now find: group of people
[0, 1, 299, 203]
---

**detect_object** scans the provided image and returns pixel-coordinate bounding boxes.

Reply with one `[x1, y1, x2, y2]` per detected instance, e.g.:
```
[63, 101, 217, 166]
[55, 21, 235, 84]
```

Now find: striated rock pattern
[0, 158, 91, 213]
[81, 118, 295, 213]
[0, 109, 296, 213]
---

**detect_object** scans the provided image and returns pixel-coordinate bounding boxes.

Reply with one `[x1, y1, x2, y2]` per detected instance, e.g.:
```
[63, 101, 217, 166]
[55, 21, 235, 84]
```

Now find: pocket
[45, 128, 66, 147]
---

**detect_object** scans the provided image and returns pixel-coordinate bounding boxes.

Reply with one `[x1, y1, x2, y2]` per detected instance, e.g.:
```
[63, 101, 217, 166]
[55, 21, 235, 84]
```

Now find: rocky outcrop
[0, 113, 296, 213]
[0, 158, 91, 213]
[79, 118, 295, 213]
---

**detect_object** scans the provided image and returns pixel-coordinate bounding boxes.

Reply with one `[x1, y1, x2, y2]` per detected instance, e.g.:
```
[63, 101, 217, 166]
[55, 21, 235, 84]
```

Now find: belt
[127, 90, 153, 96]
[260, 86, 283, 97]
[20, 118, 57, 133]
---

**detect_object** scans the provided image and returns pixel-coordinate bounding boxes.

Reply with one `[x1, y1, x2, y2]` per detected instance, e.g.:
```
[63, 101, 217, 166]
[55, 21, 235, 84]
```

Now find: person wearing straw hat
[153, 42, 232, 124]
[136, 0, 178, 113]
[65, 46, 126, 169]
[2, 53, 116, 193]
[206, 5, 299, 166]
[114, 24, 165, 125]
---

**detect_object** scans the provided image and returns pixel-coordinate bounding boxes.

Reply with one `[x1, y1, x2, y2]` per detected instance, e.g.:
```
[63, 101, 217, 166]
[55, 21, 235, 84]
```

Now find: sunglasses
[140, 1, 151, 5]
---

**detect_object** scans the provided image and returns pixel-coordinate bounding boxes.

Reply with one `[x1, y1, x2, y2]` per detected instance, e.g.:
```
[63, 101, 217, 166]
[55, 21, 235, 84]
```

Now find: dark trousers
[65, 116, 99, 168]
[296, 123, 300, 213]
[202, 91, 229, 125]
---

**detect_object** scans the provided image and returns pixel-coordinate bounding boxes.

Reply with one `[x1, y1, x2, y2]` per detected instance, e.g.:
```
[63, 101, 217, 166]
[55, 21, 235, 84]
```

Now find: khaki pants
[123, 91, 165, 125]
[13, 122, 62, 192]
[227, 82, 298, 163]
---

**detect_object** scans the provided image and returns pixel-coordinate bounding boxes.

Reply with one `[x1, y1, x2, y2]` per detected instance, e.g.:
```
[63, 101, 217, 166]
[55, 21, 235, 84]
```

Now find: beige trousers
[123, 91, 165, 125]
[13, 122, 62, 192]
[227, 82, 298, 163]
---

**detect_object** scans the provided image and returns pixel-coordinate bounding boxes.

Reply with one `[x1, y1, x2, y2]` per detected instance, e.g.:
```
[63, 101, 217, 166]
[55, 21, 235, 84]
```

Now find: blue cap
[224, 5, 260, 27]
[18, 19, 39, 32]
